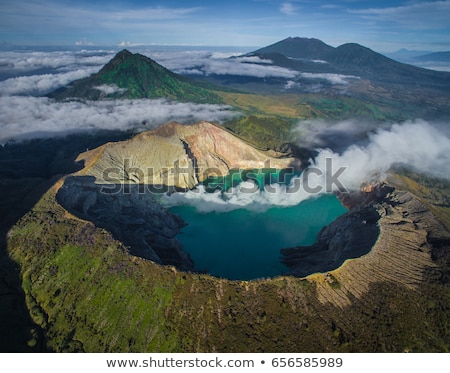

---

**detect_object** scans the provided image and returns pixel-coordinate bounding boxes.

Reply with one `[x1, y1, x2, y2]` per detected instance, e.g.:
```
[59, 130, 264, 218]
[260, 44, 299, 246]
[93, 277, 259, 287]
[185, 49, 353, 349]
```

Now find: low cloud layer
[0, 48, 242, 143]
[284, 73, 359, 89]
[299, 72, 360, 85]
[0, 48, 300, 96]
[94, 84, 128, 95]
[0, 49, 112, 74]
[149, 49, 298, 78]
[0, 68, 99, 96]
[0, 96, 237, 143]
[0, 49, 114, 95]
[164, 120, 450, 213]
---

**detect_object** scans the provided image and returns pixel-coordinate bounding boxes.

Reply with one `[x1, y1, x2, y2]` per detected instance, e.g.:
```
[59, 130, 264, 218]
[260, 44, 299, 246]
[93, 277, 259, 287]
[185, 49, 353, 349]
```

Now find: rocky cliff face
[76, 121, 295, 190]
[283, 182, 450, 307]
[282, 204, 380, 277]
[56, 176, 194, 270]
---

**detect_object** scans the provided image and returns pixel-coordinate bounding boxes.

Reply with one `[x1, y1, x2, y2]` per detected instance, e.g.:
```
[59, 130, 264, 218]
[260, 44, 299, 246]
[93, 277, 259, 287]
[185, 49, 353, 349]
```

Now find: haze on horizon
[1, 0, 450, 53]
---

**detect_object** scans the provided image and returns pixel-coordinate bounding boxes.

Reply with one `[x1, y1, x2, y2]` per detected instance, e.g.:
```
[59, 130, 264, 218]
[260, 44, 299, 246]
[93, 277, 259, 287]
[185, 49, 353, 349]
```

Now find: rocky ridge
[76, 121, 295, 190]
[284, 183, 450, 308]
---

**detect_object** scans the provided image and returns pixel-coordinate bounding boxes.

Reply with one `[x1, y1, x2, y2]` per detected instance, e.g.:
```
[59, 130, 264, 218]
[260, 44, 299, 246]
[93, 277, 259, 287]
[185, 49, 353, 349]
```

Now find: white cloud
[0, 68, 99, 96]
[204, 58, 297, 78]
[409, 61, 450, 73]
[284, 73, 359, 89]
[299, 72, 359, 85]
[349, 1, 450, 30]
[108, 6, 201, 21]
[0, 96, 238, 143]
[280, 2, 298, 16]
[0, 50, 113, 74]
[162, 181, 316, 213]
[118, 41, 144, 47]
[0, 2, 201, 32]
[147, 49, 297, 78]
[94, 84, 128, 95]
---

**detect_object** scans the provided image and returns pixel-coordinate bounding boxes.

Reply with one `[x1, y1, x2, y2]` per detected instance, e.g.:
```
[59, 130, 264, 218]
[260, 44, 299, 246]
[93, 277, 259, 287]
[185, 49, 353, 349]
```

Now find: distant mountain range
[247, 37, 450, 90]
[413, 51, 450, 62]
[251, 37, 334, 60]
[385, 49, 434, 60]
[48, 37, 450, 118]
[49, 49, 222, 103]
[386, 49, 450, 63]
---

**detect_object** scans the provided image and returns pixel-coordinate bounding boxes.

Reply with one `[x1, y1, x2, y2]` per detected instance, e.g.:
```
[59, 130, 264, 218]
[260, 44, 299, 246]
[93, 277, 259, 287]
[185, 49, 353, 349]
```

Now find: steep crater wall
[282, 205, 380, 277]
[56, 175, 194, 271]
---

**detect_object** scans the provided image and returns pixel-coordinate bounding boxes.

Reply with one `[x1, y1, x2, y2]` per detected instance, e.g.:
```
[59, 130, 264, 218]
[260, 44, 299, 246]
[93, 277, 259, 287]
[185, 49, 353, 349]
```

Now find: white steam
[164, 120, 450, 213]
[314, 120, 450, 186]
[162, 182, 318, 213]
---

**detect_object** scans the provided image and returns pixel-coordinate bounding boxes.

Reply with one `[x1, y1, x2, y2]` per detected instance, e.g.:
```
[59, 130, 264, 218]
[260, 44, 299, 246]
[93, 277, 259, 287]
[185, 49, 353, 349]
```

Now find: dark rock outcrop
[282, 182, 450, 284]
[56, 175, 194, 271]
[282, 205, 380, 277]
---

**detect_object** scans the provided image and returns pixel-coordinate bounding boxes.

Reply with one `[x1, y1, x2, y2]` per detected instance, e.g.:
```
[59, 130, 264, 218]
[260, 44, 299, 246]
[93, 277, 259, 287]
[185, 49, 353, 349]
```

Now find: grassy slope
[50, 52, 223, 104]
[218, 91, 392, 120]
[215, 91, 403, 151]
[96, 55, 222, 103]
[8, 184, 180, 352]
[6, 183, 449, 352]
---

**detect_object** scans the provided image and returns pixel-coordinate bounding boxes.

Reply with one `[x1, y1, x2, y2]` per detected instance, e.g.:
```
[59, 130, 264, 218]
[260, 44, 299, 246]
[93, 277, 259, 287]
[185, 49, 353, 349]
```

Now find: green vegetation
[0, 131, 133, 352]
[8, 189, 180, 352]
[217, 91, 412, 152]
[223, 115, 295, 151]
[296, 95, 391, 121]
[221, 88, 407, 115]
[49, 50, 223, 104]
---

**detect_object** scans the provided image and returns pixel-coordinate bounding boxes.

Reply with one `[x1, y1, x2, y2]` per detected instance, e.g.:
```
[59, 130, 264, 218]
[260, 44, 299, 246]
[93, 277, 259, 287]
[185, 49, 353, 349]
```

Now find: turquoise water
[170, 194, 347, 280]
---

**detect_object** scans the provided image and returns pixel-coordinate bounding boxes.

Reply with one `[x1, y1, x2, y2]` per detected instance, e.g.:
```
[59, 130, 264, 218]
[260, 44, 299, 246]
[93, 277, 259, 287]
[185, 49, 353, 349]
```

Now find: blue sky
[1, 0, 450, 52]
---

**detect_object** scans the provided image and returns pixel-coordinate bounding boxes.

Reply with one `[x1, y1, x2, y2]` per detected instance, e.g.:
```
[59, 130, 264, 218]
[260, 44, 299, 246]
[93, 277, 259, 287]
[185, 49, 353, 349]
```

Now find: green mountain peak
[48, 50, 222, 103]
